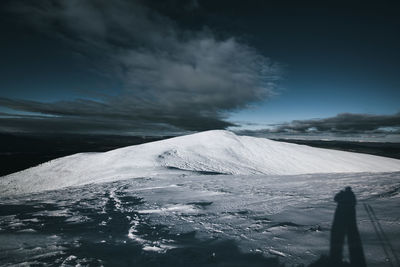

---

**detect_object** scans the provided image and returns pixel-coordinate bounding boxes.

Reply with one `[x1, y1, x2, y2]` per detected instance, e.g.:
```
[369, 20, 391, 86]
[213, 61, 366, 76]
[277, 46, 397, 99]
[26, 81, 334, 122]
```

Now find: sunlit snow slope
[1, 130, 400, 195]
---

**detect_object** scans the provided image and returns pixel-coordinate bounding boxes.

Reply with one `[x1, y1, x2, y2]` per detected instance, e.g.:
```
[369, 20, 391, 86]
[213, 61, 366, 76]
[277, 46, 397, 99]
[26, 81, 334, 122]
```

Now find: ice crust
[1, 172, 399, 266]
[1, 130, 400, 195]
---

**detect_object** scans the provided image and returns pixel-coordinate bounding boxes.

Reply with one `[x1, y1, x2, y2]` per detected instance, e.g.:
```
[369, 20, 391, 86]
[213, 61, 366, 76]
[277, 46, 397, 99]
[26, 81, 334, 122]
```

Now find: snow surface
[1, 130, 400, 195]
[1, 172, 399, 266]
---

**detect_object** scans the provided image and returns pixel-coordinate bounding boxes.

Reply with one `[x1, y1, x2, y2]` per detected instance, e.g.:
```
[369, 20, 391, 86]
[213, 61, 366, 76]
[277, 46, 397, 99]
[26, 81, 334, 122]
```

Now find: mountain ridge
[1, 130, 400, 196]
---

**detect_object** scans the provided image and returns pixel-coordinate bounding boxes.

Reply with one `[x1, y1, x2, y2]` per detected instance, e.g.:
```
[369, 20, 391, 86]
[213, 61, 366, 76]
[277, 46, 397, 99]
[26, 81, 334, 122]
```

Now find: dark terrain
[271, 139, 400, 160]
[0, 134, 173, 176]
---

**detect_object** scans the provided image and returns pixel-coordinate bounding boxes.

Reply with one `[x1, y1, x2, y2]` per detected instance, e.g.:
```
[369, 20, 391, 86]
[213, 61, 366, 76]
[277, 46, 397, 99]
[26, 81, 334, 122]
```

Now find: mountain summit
[1, 130, 400, 195]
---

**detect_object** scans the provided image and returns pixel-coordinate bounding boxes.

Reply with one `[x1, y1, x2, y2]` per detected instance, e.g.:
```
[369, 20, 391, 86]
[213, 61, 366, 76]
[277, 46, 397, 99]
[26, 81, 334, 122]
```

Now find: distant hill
[270, 138, 400, 160]
[2, 130, 400, 196]
[0, 133, 172, 176]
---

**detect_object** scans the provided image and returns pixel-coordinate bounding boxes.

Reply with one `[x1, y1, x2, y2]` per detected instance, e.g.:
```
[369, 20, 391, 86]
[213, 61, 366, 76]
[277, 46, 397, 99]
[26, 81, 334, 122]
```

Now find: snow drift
[1, 130, 400, 195]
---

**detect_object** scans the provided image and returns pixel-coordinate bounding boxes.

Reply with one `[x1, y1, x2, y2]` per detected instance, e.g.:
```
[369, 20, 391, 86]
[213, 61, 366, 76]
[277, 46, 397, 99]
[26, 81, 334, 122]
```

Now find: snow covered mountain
[1, 130, 400, 195]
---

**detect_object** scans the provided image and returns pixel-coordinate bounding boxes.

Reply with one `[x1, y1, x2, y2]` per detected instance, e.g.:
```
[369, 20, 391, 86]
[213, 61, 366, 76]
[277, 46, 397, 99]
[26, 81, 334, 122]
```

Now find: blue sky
[0, 0, 399, 139]
[229, 80, 400, 128]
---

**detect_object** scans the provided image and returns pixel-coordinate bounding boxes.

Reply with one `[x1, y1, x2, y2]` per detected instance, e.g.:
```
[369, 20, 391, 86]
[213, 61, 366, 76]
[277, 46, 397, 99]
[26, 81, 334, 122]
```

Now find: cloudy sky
[0, 0, 399, 140]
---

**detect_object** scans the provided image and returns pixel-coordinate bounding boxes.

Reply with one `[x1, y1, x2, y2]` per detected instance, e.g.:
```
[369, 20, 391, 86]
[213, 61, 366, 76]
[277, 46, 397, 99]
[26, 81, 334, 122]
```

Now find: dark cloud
[275, 113, 400, 133]
[0, 111, 185, 136]
[1, 0, 280, 135]
[236, 113, 400, 136]
[0, 97, 232, 133]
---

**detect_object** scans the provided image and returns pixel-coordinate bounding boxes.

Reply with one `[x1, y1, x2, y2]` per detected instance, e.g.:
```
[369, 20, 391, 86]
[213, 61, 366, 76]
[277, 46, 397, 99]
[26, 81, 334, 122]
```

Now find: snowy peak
[153, 130, 400, 175]
[1, 130, 400, 195]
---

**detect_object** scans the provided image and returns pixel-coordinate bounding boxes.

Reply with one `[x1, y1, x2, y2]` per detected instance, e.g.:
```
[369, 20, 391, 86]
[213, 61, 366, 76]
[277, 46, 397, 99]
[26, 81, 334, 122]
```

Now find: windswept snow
[1, 172, 400, 266]
[1, 130, 400, 195]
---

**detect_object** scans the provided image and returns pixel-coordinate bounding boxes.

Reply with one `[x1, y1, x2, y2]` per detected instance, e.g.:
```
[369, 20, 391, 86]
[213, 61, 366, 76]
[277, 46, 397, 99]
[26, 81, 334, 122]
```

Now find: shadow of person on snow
[309, 187, 367, 267]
